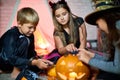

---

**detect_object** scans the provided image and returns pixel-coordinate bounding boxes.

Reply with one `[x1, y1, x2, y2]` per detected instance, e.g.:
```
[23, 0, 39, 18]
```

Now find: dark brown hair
[99, 11, 120, 59]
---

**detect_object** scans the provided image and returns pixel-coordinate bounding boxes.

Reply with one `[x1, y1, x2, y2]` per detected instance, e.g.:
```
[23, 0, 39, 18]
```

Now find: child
[49, 0, 87, 55]
[77, 6, 120, 80]
[0, 7, 53, 79]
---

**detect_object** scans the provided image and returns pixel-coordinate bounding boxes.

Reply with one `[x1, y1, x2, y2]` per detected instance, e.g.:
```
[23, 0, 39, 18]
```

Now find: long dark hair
[105, 12, 120, 42]
[100, 10, 120, 58]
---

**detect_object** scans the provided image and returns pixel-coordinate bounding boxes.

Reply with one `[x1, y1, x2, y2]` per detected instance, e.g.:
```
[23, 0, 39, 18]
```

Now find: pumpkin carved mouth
[55, 54, 90, 80]
[57, 72, 67, 80]
[77, 73, 86, 79]
[57, 72, 86, 80]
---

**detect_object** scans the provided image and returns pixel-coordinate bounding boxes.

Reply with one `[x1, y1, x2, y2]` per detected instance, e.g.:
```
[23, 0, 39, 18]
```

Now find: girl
[49, 0, 87, 55]
[77, 6, 120, 80]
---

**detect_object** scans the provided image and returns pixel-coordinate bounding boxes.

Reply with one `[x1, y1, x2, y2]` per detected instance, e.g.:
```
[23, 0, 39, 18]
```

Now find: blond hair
[17, 7, 39, 26]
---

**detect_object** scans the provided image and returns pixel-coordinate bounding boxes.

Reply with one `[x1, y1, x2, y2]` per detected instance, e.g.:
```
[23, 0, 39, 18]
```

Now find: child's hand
[77, 49, 95, 64]
[32, 59, 53, 69]
[77, 49, 95, 58]
[65, 43, 78, 52]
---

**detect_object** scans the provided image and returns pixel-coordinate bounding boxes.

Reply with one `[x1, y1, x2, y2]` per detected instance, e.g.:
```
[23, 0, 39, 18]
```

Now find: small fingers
[66, 44, 78, 52]
[43, 59, 54, 66]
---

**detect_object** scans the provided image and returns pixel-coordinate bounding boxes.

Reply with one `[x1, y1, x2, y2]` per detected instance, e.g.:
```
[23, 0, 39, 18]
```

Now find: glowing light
[69, 72, 77, 78]
[60, 60, 66, 65]
[77, 73, 86, 79]
[34, 29, 50, 55]
[57, 72, 67, 80]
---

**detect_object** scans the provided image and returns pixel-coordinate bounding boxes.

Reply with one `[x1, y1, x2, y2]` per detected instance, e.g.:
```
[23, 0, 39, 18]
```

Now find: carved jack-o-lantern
[55, 54, 90, 80]
[47, 66, 57, 80]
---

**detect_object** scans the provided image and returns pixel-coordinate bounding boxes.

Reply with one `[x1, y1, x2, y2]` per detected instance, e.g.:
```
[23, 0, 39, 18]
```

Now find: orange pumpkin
[55, 54, 90, 80]
[47, 65, 57, 80]
[47, 66, 56, 77]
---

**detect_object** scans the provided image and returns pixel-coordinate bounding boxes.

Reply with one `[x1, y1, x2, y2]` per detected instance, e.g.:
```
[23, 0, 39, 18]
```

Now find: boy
[0, 7, 53, 79]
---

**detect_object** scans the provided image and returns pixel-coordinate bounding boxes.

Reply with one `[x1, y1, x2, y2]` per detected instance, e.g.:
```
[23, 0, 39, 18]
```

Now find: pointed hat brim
[85, 6, 120, 25]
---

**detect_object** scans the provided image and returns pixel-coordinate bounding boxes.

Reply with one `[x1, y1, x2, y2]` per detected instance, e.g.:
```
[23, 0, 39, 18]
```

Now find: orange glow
[77, 73, 86, 79]
[21, 77, 27, 80]
[34, 29, 50, 55]
[47, 66, 56, 77]
[69, 72, 77, 78]
[57, 72, 67, 80]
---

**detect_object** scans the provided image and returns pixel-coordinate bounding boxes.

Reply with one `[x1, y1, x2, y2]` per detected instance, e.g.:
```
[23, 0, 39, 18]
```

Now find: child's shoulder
[72, 15, 83, 20]
[3, 26, 19, 37]
[6, 26, 18, 33]
[73, 16, 84, 26]
[74, 16, 84, 22]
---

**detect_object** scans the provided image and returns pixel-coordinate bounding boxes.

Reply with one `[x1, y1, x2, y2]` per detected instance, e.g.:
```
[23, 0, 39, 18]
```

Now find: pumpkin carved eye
[60, 60, 66, 65]
[56, 54, 89, 80]
[55, 54, 90, 80]
[76, 62, 83, 66]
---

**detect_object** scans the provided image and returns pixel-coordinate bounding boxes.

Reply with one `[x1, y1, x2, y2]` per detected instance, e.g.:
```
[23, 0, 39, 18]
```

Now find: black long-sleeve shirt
[0, 26, 36, 70]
